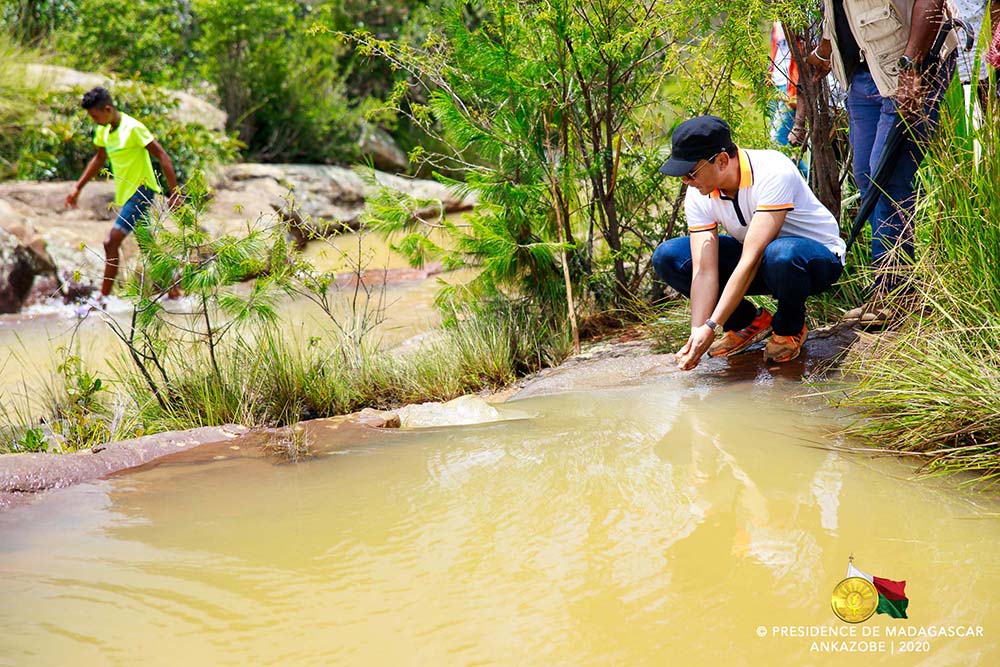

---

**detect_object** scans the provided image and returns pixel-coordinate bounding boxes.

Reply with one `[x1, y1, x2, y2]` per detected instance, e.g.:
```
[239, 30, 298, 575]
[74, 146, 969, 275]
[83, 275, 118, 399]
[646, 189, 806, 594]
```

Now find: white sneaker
[74, 295, 106, 318]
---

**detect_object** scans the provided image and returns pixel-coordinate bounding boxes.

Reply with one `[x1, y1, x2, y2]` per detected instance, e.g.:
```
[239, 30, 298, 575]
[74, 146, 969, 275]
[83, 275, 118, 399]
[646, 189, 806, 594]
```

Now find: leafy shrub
[49, 0, 199, 86]
[16, 428, 48, 452]
[192, 0, 361, 163]
[0, 34, 35, 175]
[2, 0, 427, 167]
[0, 0, 76, 45]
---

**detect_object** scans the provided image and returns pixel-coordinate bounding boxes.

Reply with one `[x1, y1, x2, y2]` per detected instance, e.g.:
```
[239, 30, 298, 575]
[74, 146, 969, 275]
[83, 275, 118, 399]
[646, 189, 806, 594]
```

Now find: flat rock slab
[513, 323, 858, 399]
[0, 424, 247, 510]
[0, 411, 405, 511]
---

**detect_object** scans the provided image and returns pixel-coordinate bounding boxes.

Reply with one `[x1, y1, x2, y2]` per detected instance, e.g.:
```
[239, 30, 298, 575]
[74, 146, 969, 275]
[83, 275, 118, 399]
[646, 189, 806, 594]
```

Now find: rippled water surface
[2, 381, 1000, 666]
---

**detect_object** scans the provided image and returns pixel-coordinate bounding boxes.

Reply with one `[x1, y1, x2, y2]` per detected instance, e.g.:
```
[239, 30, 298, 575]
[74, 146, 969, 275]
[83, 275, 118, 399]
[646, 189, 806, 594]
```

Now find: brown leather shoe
[764, 325, 808, 363]
[708, 308, 773, 357]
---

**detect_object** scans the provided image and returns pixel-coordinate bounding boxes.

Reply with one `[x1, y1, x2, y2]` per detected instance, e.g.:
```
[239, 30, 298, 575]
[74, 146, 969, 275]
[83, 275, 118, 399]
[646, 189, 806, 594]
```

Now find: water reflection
[1, 382, 1000, 665]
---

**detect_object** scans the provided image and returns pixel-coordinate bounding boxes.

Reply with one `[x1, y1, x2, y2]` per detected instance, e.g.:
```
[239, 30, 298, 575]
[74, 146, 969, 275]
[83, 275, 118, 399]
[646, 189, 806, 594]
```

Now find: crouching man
[652, 115, 846, 370]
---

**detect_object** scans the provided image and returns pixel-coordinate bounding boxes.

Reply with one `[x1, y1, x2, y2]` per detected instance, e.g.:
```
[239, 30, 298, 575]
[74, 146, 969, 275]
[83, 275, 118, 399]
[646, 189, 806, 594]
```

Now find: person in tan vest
[807, 1, 959, 327]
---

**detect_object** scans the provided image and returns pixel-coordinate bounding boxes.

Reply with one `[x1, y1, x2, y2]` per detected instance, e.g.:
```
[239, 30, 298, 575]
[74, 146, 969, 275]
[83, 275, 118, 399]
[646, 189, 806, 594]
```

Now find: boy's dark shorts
[113, 185, 156, 234]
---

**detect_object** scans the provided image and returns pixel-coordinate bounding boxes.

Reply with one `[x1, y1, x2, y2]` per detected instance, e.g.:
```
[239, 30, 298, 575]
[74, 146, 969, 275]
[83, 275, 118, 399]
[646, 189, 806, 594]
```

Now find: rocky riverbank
[0, 164, 476, 313]
[0, 324, 859, 512]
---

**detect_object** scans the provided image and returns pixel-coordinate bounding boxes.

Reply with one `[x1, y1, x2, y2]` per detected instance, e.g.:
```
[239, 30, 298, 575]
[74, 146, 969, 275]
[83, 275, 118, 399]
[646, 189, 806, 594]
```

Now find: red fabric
[873, 576, 908, 601]
[988, 21, 1000, 69]
[769, 23, 799, 101]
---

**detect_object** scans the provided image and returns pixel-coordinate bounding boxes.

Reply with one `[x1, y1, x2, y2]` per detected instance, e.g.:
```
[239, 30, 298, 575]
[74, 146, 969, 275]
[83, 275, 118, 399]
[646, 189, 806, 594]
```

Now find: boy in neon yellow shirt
[64, 87, 180, 301]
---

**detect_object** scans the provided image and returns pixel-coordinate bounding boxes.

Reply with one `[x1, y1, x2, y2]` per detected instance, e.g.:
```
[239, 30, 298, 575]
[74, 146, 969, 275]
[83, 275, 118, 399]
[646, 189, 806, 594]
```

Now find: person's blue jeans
[652, 235, 844, 336]
[769, 99, 796, 146]
[845, 56, 955, 289]
[113, 185, 156, 235]
[768, 94, 809, 179]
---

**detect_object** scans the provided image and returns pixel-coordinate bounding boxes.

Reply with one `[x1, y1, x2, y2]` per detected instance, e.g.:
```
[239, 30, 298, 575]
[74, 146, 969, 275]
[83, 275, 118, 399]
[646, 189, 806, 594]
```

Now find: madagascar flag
[848, 562, 909, 619]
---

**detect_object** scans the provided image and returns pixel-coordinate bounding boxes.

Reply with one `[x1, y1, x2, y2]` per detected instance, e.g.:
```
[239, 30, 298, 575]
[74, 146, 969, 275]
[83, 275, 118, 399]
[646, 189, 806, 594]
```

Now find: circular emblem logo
[831, 576, 878, 623]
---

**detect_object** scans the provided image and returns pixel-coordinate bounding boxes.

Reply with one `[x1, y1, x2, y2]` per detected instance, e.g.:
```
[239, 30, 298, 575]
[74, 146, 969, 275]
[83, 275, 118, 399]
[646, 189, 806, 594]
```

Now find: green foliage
[363, 172, 567, 308]
[113, 296, 571, 432]
[8, 81, 241, 182]
[47, 351, 113, 448]
[349, 0, 806, 328]
[16, 428, 48, 452]
[0, 34, 36, 175]
[192, 0, 361, 162]
[2, 0, 425, 165]
[57, 353, 103, 410]
[0, 345, 141, 453]
[350, 1, 657, 314]
[47, 0, 199, 86]
[0, 194, 571, 444]
[108, 170, 288, 405]
[827, 90, 1000, 483]
[0, 0, 76, 45]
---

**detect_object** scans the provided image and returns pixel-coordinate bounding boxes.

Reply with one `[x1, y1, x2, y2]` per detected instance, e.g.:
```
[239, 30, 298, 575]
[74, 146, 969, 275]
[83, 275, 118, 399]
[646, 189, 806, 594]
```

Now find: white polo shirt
[685, 148, 847, 263]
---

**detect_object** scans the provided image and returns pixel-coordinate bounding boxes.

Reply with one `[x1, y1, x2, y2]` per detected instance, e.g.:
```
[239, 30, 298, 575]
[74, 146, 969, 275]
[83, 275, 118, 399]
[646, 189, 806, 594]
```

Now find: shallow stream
[3, 228, 1000, 665]
[2, 378, 999, 665]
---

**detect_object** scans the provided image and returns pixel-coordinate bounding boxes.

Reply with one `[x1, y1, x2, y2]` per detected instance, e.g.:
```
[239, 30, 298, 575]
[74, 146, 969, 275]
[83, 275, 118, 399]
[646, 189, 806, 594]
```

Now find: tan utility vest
[822, 0, 959, 97]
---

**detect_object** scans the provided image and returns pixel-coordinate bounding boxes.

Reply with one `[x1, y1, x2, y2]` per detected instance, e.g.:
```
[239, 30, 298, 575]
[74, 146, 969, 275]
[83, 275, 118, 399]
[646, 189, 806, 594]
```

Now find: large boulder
[0, 179, 115, 221]
[357, 123, 409, 172]
[0, 201, 58, 313]
[215, 163, 477, 240]
[0, 180, 118, 295]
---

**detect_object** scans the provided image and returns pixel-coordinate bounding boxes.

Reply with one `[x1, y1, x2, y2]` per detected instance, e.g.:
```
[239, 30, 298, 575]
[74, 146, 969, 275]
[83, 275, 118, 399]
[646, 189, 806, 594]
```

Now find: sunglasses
[683, 152, 721, 180]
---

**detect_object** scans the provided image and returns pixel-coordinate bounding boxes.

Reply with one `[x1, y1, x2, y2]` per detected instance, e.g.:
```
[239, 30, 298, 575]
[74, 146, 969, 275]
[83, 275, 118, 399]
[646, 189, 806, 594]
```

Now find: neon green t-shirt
[93, 112, 162, 206]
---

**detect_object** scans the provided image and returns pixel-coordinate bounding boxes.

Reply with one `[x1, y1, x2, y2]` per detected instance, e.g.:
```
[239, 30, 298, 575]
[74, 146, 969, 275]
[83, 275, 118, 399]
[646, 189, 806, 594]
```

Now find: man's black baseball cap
[659, 115, 736, 177]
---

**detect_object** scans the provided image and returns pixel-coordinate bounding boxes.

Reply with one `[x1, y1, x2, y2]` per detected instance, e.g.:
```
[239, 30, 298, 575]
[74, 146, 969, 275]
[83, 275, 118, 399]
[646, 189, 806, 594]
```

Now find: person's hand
[806, 49, 832, 83]
[166, 189, 183, 210]
[675, 325, 716, 371]
[787, 124, 807, 147]
[64, 187, 80, 209]
[896, 69, 927, 124]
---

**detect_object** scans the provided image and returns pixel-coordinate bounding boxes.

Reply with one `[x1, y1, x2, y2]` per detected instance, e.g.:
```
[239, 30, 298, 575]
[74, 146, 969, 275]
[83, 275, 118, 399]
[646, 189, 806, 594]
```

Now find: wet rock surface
[0, 201, 60, 313]
[0, 408, 415, 510]
[512, 323, 858, 399]
[0, 424, 248, 510]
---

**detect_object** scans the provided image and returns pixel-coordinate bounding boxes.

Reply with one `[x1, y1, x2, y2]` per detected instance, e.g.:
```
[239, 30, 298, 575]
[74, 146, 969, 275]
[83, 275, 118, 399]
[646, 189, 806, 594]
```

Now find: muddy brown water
[3, 232, 1000, 665]
[1, 376, 1000, 665]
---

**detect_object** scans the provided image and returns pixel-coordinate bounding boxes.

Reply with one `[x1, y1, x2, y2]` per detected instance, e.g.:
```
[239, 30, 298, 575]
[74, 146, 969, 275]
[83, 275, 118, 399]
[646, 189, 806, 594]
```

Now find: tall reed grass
[1, 299, 571, 450]
[829, 85, 1000, 484]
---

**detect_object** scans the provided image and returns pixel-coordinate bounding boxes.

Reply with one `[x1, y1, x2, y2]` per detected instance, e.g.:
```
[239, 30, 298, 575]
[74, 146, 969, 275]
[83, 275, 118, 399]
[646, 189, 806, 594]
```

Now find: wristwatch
[896, 54, 922, 73]
[704, 318, 724, 335]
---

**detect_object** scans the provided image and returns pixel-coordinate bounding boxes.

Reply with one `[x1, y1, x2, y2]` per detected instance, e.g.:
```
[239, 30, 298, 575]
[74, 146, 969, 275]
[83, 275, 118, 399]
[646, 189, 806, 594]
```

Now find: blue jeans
[113, 185, 156, 234]
[652, 235, 843, 335]
[769, 99, 796, 146]
[845, 57, 954, 288]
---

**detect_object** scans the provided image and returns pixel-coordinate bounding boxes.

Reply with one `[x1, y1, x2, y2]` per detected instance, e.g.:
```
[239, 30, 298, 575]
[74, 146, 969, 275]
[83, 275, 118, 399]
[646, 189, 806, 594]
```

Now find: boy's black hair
[81, 87, 114, 110]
